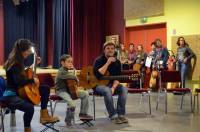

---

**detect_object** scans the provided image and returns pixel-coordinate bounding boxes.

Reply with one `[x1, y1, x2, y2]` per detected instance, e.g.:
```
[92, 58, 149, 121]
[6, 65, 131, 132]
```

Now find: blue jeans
[178, 62, 188, 88]
[95, 84, 128, 118]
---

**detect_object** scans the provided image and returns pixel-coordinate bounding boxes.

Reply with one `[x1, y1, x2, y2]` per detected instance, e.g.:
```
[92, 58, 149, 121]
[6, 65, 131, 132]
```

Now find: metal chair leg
[139, 94, 143, 108]
[93, 94, 96, 121]
[194, 95, 196, 112]
[52, 101, 58, 116]
[49, 101, 53, 116]
[197, 94, 199, 112]
[0, 108, 4, 132]
[156, 92, 159, 110]
[148, 92, 151, 114]
[180, 94, 184, 110]
[190, 92, 193, 113]
[10, 111, 16, 127]
[165, 90, 167, 114]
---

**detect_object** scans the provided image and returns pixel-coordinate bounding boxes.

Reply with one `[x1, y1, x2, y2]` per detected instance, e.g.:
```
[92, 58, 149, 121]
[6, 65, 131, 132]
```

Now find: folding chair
[156, 70, 193, 114]
[0, 76, 16, 132]
[121, 70, 151, 114]
[194, 88, 200, 112]
[90, 90, 118, 121]
[37, 73, 91, 127]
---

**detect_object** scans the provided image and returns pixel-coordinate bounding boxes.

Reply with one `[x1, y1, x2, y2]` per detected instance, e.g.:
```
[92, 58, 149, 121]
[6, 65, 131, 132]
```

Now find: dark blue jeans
[95, 84, 128, 118]
[1, 85, 50, 127]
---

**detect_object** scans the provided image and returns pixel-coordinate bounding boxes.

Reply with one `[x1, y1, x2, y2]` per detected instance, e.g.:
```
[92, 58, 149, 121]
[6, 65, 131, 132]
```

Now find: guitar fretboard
[101, 74, 139, 81]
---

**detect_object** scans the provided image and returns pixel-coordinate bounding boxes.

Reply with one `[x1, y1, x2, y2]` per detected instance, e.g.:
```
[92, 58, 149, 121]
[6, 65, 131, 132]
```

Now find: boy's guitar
[66, 79, 79, 100]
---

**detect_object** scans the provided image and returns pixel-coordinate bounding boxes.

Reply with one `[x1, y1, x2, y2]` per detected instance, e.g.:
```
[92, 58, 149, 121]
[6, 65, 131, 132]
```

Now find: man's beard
[105, 53, 114, 58]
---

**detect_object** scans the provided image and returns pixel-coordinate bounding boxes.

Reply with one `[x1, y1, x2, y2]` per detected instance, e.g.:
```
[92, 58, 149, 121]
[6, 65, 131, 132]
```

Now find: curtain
[37, 0, 47, 66]
[52, 0, 70, 68]
[70, 0, 105, 69]
[4, 0, 37, 59]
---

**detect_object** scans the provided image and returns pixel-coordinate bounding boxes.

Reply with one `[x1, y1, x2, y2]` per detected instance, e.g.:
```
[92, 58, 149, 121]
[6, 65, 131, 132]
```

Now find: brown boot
[24, 127, 31, 132]
[40, 109, 59, 124]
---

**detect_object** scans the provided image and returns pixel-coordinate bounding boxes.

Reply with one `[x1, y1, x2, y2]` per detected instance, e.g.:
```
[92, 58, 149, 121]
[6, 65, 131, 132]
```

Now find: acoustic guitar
[77, 66, 140, 89]
[149, 70, 158, 88]
[66, 79, 79, 100]
[133, 63, 142, 74]
[167, 50, 176, 71]
[18, 47, 40, 105]
[167, 56, 176, 71]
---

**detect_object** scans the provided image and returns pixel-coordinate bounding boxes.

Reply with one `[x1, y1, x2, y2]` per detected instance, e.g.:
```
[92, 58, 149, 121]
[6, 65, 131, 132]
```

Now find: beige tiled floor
[2, 92, 200, 132]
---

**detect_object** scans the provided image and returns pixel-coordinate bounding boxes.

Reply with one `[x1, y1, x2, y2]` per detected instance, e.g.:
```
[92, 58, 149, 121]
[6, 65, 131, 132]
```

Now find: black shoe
[118, 117, 128, 123]
[79, 113, 93, 120]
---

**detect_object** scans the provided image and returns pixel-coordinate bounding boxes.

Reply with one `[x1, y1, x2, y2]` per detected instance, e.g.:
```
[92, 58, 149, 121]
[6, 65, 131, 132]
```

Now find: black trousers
[1, 85, 50, 127]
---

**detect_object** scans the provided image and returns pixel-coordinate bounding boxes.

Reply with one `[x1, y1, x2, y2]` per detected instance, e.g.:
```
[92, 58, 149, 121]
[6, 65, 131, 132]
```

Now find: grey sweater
[55, 67, 77, 93]
[177, 46, 195, 63]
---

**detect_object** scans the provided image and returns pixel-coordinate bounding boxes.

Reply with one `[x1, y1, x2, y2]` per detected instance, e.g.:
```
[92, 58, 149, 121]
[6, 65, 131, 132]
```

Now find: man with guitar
[55, 54, 92, 126]
[93, 41, 128, 124]
[2, 39, 59, 132]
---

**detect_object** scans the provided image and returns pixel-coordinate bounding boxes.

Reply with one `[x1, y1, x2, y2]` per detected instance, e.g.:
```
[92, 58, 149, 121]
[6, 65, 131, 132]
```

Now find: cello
[18, 47, 40, 105]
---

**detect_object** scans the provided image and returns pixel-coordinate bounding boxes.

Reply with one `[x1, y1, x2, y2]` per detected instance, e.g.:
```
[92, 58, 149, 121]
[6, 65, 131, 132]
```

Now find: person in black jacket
[93, 41, 128, 124]
[2, 39, 59, 132]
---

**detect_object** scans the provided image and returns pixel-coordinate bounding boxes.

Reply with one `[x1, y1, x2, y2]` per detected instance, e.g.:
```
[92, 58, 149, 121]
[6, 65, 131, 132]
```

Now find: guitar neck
[101, 75, 138, 81]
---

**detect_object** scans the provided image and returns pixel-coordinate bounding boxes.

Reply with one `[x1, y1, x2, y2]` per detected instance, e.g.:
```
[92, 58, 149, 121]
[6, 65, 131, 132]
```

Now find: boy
[55, 54, 92, 126]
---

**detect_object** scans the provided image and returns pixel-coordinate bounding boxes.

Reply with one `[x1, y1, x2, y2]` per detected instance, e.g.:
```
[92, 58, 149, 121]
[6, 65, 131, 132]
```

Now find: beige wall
[126, 0, 200, 50]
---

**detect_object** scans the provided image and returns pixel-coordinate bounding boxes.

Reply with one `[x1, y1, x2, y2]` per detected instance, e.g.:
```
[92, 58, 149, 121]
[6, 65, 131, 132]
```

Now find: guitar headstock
[130, 73, 140, 80]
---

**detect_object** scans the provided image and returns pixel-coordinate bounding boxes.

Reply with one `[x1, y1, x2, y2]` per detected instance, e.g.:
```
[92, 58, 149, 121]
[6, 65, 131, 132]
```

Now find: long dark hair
[176, 36, 188, 46]
[4, 39, 33, 70]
